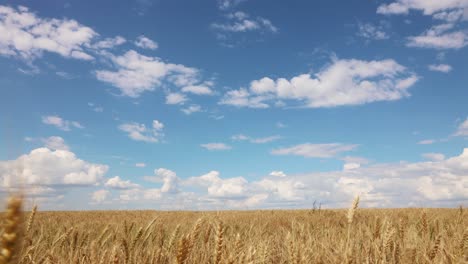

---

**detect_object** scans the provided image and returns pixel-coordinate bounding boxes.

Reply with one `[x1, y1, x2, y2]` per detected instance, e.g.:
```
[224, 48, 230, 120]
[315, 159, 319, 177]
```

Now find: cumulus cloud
[118, 120, 164, 143]
[89, 149, 468, 209]
[144, 168, 180, 193]
[0, 5, 96, 60]
[95, 50, 201, 97]
[428, 63, 453, 72]
[41, 115, 83, 131]
[271, 143, 358, 158]
[134, 35, 158, 50]
[212, 11, 277, 33]
[0, 147, 108, 187]
[186, 171, 248, 198]
[232, 134, 281, 144]
[200, 143, 232, 151]
[41, 136, 69, 151]
[220, 58, 418, 108]
[454, 118, 468, 136]
[105, 176, 140, 189]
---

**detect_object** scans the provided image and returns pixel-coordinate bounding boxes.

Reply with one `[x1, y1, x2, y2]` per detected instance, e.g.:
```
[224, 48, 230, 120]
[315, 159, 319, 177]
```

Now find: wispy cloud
[42, 115, 84, 131]
[200, 143, 232, 151]
[271, 143, 358, 158]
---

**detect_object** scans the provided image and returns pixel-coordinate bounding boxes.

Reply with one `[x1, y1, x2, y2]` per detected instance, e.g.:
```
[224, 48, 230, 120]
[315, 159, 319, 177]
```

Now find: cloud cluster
[91, 148, 468, 208]
[220, 58, 418, 108]
[0, 5, 96, 60]
[212, 11, 277, 33]
[377, 1, 468, 50]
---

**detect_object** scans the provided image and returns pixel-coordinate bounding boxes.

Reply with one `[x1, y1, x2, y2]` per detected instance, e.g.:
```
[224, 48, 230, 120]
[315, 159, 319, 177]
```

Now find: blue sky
[0, 0, 467, 210]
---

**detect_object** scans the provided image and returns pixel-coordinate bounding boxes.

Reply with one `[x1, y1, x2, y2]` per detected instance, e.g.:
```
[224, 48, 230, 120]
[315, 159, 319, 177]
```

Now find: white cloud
[220, 58, 418, 108]
[87, 149, 468, 208]
[341, 156, 370, 164]
[422, 152, 445, 161]
[135, 163, 146, 168]
[357, 23, 389, 40]
[269, 171, 286, 177]
[181, 85, 214, 95]
[271, 143, 358, 158]
[418, 139, 436, 145]
[428, 63, 453, 72]
[144, 168, 179, 193]
[181, 105, 202, 115]
[0, 5, 96, 60]
[88, 102, 104, 112]
[42, 115, 83, 131]
[276, 122, 286, 128]
[134, 35, 158, 50]
[0, 147, 108, 187]
[217, 0, 247, 10]
[231, 134, 281, 144]
[377, 0, 468, 17]
[92, 36, 126, 49]
[454, 118, 468, 136]
[256, 178, 305, 201]
[407, 24, 468, 49]
[200, 143, 232, 151]
[95, 50, 200, 97]
[212, 11, 277, 33]
[92, 190, 109, 203]
[105, 176, 139, 189]
[165, 93, 187, 105]
[41, 136, 69, 151]
[186, 171, 248, 198]
[377, 2, 468, 50]
[343, 163, 361, 170]
[118, 120, 164, 143]
[219, 88, 270, 108]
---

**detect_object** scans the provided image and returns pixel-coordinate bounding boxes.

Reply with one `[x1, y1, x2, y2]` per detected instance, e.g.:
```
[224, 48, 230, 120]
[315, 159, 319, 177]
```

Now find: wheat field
[0, 196, 466, 263]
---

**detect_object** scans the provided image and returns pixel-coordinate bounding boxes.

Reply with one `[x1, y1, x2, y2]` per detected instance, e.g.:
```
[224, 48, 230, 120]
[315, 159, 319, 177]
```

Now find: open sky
[0, 0, 467, 210]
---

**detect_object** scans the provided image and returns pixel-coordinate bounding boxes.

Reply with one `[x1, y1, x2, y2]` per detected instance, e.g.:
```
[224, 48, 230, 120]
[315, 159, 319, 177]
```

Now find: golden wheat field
[0, 196, 467, 264]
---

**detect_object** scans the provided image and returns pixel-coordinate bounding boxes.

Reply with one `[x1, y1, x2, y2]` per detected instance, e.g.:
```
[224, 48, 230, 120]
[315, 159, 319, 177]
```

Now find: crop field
[0, 196, 465, 264]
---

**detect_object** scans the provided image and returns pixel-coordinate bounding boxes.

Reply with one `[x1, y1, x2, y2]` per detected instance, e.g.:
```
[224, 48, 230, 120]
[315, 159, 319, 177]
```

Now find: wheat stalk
[0, 195, 23, 264]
